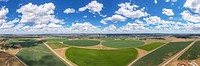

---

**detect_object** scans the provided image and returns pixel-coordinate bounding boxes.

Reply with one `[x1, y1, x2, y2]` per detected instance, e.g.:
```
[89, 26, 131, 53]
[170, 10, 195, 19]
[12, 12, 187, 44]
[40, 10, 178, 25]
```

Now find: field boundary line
[44, 42, 75, 66]
[14, 55, 28, 66]
[159, 40, 197, 66]
[128, 42, 170, 66]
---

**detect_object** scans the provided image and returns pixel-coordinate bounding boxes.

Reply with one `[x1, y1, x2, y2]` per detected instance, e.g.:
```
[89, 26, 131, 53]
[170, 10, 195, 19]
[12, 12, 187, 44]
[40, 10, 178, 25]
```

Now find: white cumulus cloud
[64, 8, 75, 14]
[154, 0, 157, 4]
[67, 22, 100, 32]
[181, 10, 200, 23]
[17, 3, 64, 25]
[103, 24, 117, 32]
[166, 0, 178, 2]
[0, 0, 8, 2]
[162, 8, 174, 16]
[78, 1, 103, 14]
[0, 6, 8, 19]
[184, 0, 200, 14]
[100, 14, 126, 24]
[115, 2, 148, 19]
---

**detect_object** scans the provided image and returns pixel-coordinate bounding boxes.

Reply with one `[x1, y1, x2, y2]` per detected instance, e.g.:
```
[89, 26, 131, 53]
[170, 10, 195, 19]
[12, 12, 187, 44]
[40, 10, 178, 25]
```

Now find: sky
[0, 0, 199, 34]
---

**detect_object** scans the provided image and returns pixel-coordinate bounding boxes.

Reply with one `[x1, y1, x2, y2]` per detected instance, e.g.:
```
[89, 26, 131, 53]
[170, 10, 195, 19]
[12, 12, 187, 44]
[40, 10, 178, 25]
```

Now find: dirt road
[44, 43, 76, 66]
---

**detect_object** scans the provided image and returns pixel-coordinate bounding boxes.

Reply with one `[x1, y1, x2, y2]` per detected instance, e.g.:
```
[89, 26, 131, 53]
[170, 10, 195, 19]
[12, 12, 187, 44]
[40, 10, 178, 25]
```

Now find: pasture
[46, 43, 67, 49]
[66, 47, 138, 66]
[102, 39, 144, 48]
[4, 38, 43, 47]
[63, 40, 100, 46]
[137, 42, 165, 51]
[132, 41, 192, 66]
[178, 41, 200, 60]
[44, 38, 67, 43]
[9, 39, 67, 66]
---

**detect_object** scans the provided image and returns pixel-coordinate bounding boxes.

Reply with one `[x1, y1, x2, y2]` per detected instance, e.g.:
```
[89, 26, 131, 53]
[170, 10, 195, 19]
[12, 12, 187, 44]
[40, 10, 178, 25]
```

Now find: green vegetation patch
[137, 42, 165, 51]
[47, 43, 67, 49]
[132, 41, 192, 66]
[44, 38, 67, 43]
[102, 39, 144, 48]
[16, 39, 66, 66]
[63, 40, 100, 46]
[178, 41, 200, 60]
[66, 47, 137, 66]
[4, 38, 44, 47]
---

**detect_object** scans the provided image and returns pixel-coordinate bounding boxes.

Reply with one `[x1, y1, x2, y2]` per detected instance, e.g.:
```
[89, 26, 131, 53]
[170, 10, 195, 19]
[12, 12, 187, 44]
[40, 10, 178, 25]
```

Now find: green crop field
[44, 38, 67, 43]
[66, 47, 137, 66]
[47, 43, 67, 49]
[137, 42, 165, 51]
[132, 41, 192, 66]
[12, 39, 67, 66]
[102, 39, 144, 48]
[178, 41, 200, 60]
[4, 38, 45, 47]
[63, 40, 100, 46]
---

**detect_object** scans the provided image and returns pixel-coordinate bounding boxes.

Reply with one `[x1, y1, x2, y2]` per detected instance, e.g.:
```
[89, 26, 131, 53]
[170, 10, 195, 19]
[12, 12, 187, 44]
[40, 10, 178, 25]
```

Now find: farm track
[128, 42, 169, 66]
[0, 39, 27, 66]
[14, 55, 27, 66]
[44, 42, 76, 66]
[159, 39, 197, 66]
[100, 41, 103, 49]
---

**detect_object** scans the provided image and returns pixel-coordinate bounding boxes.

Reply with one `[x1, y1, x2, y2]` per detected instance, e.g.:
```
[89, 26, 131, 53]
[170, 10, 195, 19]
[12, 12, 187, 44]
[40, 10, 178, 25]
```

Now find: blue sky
[0, 0, 199, 34]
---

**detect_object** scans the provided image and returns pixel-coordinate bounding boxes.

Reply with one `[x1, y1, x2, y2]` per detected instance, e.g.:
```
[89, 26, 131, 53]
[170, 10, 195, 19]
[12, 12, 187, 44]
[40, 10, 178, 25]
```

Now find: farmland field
[66, 47, 137, 66]
[8, 39, 67, 66]
[44, 38, 67, 43]
[102, 39, 144, 48]
[46, 43, 67, 49]
[0, 51, 24, 66]
[137, 42, 165, 51]
[63, 40, 100, 46]
[4, 38, 44, 47]
[132, 41, 192, 66]
[178, 41, 200, 60]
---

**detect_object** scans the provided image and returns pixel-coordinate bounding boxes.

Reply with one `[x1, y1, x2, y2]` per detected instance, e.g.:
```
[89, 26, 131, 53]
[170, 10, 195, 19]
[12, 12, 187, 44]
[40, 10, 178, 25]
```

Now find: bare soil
[167, 60, 200, 66]
[195, 58, 200, 65]
[135, 48, 148, 57]
[5, 49, 21, 55]
[54, 47, 77, 66]
[54, 47, 68, 61]
[0, 51, 24, 66]
[167, 37, 195, 42]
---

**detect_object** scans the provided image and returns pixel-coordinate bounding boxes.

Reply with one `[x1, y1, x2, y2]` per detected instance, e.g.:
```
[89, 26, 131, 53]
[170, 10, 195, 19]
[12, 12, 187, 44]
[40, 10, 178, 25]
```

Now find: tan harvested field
[54, 47, 68, 60]
[169, 37, 195, 42]
[143, 37, 195, 45]
[195, 58, 200, 65]
[54, 47, 77, 66]
[0, 51, 24, 66]
[167, 60, 200, 66]
[5, 49, 21, 55]
[135, 48, 148, 57]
